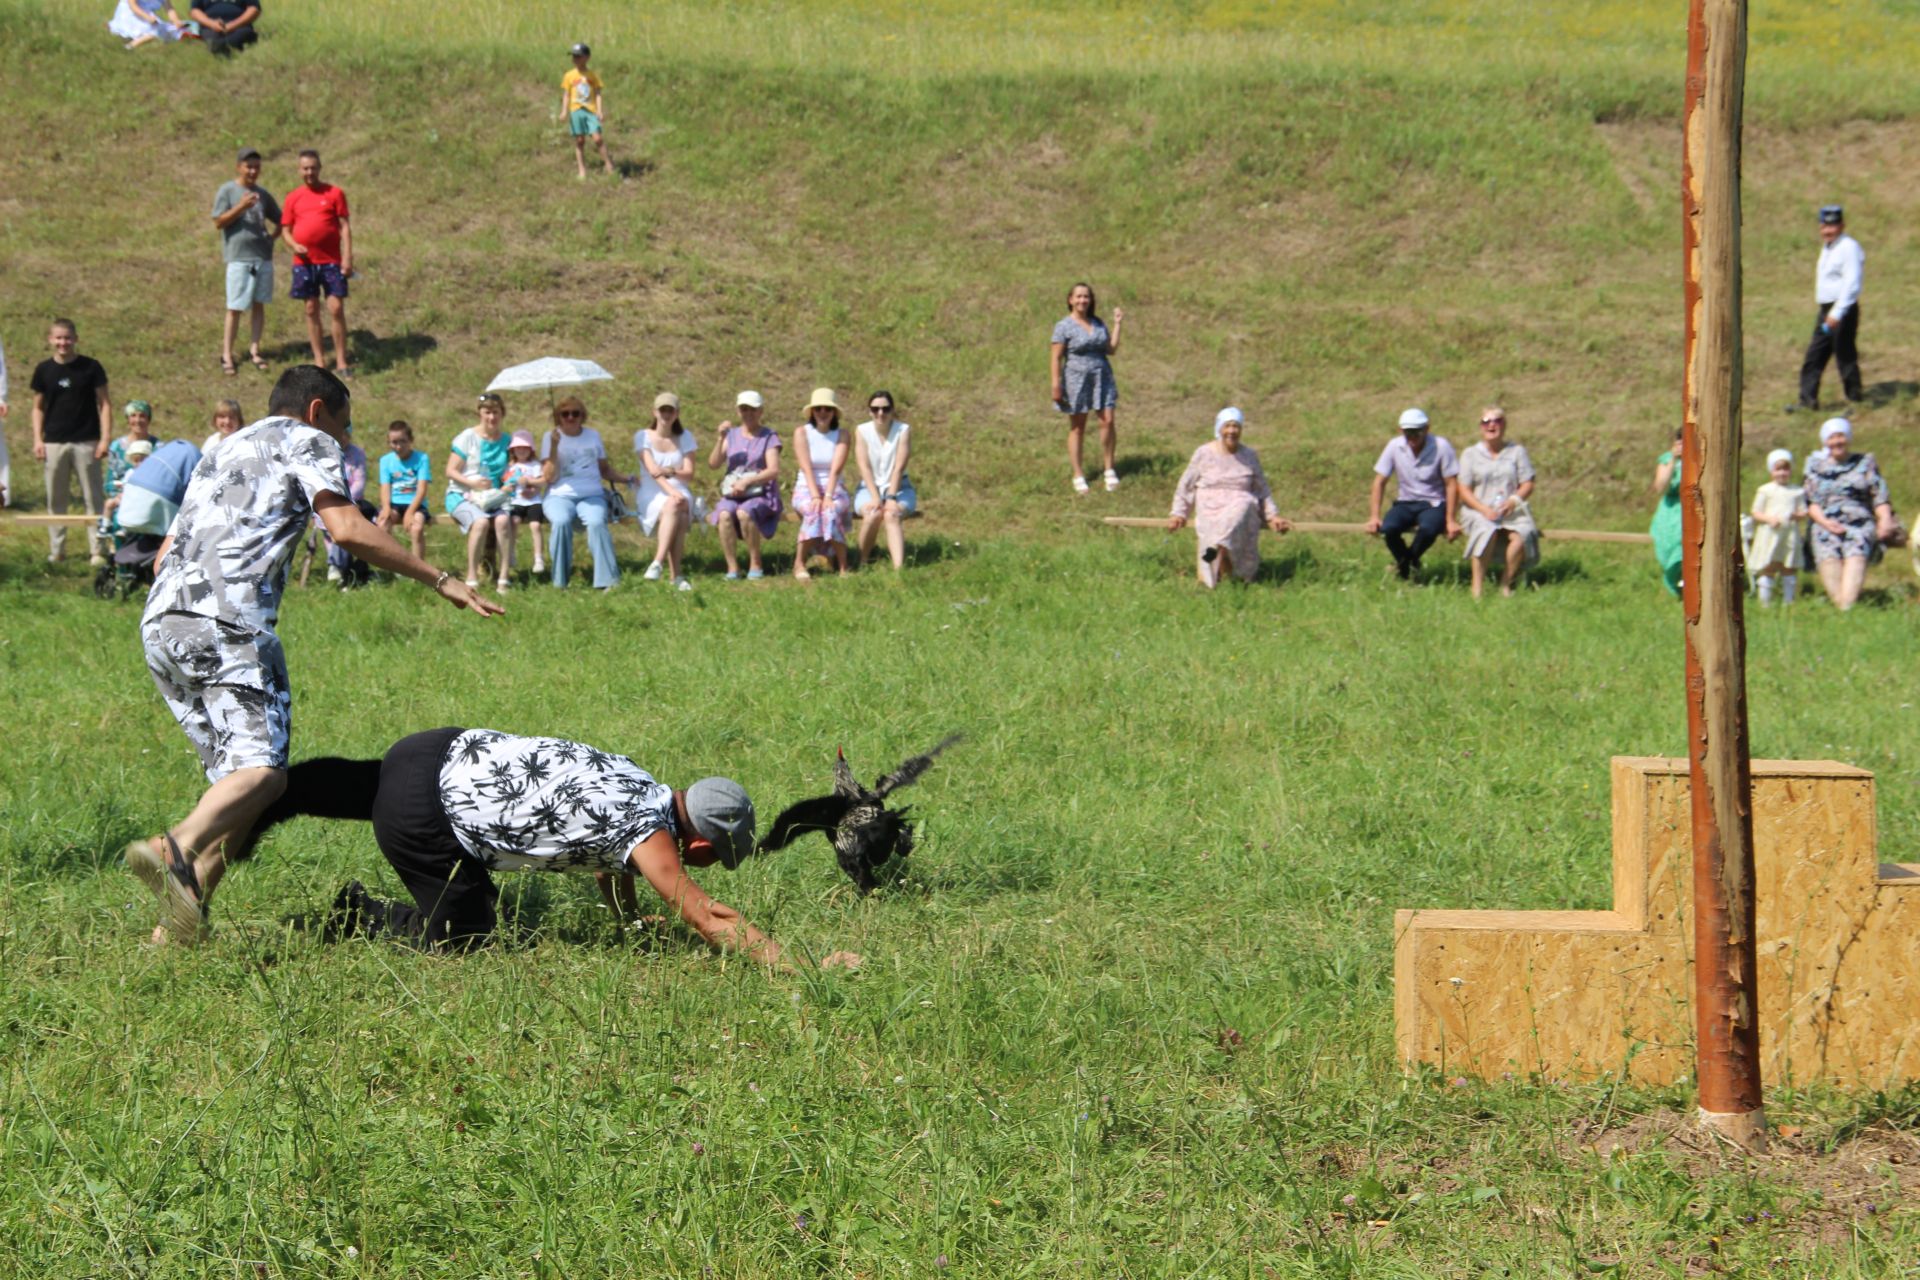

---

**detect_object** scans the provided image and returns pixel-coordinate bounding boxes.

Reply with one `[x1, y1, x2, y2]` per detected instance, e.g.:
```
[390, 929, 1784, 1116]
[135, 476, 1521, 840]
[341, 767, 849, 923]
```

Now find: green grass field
[3, 1, 1920, 1275]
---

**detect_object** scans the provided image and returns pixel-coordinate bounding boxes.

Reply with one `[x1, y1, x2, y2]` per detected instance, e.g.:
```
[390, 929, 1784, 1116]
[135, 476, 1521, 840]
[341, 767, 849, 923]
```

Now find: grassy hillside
[3, 3, 1920, 1275]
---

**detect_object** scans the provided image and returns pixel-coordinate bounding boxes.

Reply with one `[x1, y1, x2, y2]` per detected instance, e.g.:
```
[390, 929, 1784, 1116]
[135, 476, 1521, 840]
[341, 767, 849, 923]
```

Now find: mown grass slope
[3, 3, 1919, 1276]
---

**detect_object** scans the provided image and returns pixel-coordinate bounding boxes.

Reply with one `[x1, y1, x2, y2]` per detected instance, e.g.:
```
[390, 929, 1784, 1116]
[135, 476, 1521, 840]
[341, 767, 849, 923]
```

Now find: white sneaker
[643, 561, 664, 581]
[326, 566, 343, 584]
[1071, 475, 1090, 494]
[674, 577, 693, 592]
[1103, 469, 1121, 491]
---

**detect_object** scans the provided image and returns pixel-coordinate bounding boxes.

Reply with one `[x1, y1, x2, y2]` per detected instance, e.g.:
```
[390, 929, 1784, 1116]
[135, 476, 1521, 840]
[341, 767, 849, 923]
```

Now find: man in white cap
[222, 727, 860, 970]
[1794, 204, 1865, 412]
[1364, 408, 1460, 580]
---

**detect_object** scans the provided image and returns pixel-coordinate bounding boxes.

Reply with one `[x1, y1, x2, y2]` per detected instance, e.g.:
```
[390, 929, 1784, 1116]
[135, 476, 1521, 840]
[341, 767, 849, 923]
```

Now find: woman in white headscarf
[1803, 417, 1894, 611]
[1166, 407, 1290, 588]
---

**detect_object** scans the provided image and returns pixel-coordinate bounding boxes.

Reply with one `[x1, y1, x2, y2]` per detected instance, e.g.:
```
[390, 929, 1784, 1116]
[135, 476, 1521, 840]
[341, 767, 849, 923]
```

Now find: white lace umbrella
[485, 357, 615, 407]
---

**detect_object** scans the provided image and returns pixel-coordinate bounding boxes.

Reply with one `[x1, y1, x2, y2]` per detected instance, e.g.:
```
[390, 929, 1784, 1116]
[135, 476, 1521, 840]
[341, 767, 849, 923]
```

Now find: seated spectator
[1364, 408, 1460, 581]
[853, 390, 917, 571]
[109, 0, 190, 47]
[1805, 417, 1895, 611]
[1166, 407, 1290, 587]
[1454, 405, 1539, 599]
[1749, 447, 1806, 607]
[102, 400, 156, 526]
[189, 1, 258, 56]
[447, 393, 514, 592]
[376, 420, 431, 560]
[502, 430, 547, 578]
[540, 396, 634, 591]
[1649, 428, 1684, 596]
[634, 392, 699, 590]
[706, 390, 782, 580]
[792, 387, 851, 579]
[323, 423, 375, 586]
[201, 397, 243, 467]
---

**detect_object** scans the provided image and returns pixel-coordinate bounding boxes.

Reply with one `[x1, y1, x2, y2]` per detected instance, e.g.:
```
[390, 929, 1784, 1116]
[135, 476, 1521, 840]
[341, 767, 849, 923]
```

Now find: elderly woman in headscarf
[1454, 405, 1539, 598]
[1165, 406, 1291, 587]
[1803, 416, 1894, 611]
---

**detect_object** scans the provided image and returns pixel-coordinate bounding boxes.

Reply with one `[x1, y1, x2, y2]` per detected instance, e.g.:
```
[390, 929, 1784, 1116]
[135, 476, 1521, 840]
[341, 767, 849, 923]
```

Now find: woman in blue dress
[1804, 416, 1895, 611]
[1049, 282, 1125, 493]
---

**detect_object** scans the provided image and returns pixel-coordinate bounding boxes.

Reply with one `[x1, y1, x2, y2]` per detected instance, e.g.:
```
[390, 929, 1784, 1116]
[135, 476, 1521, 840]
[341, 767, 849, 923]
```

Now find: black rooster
[760, 735, 961, 892]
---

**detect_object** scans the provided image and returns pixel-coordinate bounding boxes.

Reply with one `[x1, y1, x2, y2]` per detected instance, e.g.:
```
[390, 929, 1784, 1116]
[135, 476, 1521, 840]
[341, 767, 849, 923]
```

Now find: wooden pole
[1681, 0, 1766, 1151]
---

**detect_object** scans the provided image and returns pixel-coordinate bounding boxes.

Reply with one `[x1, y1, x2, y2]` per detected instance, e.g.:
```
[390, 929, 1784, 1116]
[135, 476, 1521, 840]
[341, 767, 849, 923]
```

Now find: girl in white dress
[1749, 447, 1806, 605]
[633, 393, 699, 590]
[108, 0, 188, 47]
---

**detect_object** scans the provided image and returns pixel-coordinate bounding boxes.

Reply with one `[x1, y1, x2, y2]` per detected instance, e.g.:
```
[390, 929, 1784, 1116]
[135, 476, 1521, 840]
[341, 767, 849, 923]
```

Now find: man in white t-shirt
[234, 727, 861, 970]
[539, 396, 634, 590]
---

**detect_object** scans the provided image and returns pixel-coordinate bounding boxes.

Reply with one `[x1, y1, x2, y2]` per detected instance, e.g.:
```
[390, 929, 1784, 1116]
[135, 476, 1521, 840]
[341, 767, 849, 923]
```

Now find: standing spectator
[108, 0, 189, 47]
[29, 318, 112, 565]
[376, 421, 431, 560]
[501, 430, 547, 578]
[540, 396, 633, 591]
[1748, 448, 1806, 607]
[1049, 282, 1124, 493]
[1649, 428, 1684, 597]
[1453, 406, 1539, 599]
[1364, 408, 1460, 581]
[283, 150, 353, 376]
[853, 389, 916, 571]
[634, 392, 698, 590]
[323, 423, 374, 586]
[126, 366, 500, 947]
[561, 43, 616, 180]
[446, 394, 515, 592]
[189, 1, 258, 56]
[1166, 407, 1290, 588]
[0, 328, 11, 507]
[202, 398, 244, 468]
[1794, 205, 1865, 412]
[1804, 417, 1894, 612]
[211, 148, 281, 376]
[792, 387, 852, 579]
[706, 390, 782, 580]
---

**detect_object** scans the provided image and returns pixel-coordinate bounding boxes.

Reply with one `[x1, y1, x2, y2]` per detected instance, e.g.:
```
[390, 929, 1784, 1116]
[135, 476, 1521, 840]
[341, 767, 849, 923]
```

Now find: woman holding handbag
[706, 389, 783, 580]
[447, 393, 516, 592]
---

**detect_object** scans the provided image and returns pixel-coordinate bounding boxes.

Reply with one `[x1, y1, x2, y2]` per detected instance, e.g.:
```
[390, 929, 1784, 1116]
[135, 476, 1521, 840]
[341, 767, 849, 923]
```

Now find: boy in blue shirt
[376, 419, 432, 559]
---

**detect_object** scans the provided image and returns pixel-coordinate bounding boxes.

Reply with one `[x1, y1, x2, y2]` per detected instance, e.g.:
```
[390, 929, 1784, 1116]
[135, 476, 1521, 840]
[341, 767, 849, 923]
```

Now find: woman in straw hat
[792, 387, 852, 578]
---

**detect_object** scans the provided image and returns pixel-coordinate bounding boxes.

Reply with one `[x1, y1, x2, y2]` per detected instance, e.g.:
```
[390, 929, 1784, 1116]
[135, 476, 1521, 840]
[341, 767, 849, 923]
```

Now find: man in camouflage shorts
[128, 366, 503, 946]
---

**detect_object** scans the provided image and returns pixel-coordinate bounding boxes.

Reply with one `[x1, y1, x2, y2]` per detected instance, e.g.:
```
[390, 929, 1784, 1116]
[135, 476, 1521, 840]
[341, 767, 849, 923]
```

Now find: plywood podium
[1396, 758, 1920, 1088]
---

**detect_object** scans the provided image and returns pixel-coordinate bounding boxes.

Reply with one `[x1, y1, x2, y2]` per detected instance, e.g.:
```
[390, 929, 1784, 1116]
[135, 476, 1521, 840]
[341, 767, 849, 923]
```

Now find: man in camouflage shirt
[127, 366, 503, 946]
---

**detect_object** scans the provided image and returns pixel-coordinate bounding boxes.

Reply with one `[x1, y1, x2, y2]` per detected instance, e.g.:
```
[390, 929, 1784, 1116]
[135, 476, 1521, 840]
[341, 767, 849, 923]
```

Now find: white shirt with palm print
[438, 729, 678, 871]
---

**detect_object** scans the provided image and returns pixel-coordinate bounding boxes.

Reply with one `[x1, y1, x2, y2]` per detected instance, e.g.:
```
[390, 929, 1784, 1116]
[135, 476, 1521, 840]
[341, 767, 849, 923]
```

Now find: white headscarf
[1213, 406, 1243, 440]
[1765, 448, 1792, 471]
[1819, 417, 1852, 448]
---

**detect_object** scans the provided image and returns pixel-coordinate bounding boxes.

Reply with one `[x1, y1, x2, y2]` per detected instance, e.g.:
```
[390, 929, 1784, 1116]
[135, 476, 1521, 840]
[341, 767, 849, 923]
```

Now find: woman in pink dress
[1166, 407, 1291, 587]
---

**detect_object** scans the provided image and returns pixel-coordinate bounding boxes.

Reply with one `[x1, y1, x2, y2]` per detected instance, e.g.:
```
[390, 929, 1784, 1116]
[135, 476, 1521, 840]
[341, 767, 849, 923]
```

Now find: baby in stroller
[96, 436, 202, 601]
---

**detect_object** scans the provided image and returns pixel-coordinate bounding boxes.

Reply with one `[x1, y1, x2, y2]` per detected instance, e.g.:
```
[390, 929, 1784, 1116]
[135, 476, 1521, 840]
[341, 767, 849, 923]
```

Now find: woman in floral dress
[1166, 407, 1290, 587]
[1804, 416, 1894, 611]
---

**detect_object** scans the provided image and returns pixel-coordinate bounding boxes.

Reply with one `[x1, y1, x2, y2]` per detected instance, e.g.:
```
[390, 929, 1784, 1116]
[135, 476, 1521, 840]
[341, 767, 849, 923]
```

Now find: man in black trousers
[1794, 204, 1865, 412]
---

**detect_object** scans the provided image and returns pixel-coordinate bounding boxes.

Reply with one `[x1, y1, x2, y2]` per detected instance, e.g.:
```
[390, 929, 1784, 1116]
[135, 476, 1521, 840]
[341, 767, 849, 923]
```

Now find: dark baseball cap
[570, 42, 591, 57]
[236, 146, 261, 163]
[1819, 204, 1844, 225]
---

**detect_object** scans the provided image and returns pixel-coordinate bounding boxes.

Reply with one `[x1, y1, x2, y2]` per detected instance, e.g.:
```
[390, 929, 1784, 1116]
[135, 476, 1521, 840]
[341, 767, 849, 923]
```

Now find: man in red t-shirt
[283, 149, 354, 376]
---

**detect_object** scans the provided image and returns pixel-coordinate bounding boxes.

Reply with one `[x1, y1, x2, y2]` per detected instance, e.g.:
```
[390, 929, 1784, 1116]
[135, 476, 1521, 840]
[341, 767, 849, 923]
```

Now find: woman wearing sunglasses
[853, 390, 915, 571]
[1454, 406, 1539, 598]
[540, 396, 635, 591]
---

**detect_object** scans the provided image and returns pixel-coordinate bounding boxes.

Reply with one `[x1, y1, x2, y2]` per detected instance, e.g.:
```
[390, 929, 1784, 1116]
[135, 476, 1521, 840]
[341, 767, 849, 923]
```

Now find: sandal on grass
[124, 832, 209, 945]
[220, 355, 238, 376]
[248, 350, 270, 371]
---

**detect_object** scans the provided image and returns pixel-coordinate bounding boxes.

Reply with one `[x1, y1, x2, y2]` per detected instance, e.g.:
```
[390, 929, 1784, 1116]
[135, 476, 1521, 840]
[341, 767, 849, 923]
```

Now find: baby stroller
[92, 518, 163, 601]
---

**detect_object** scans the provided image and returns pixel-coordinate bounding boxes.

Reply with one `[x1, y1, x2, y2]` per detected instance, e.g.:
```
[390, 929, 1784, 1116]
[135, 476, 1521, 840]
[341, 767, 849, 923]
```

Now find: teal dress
[1649, 449, 1683, 596]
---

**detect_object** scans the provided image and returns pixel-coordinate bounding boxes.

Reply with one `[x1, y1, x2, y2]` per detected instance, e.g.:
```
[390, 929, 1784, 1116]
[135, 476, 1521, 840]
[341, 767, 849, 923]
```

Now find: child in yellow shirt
[561, 42, 616, 179]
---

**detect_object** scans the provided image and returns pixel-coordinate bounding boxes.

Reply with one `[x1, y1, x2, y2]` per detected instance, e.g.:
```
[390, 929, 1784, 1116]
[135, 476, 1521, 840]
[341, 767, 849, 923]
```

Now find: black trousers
[204, 23, 258, 56]
[1798, 303, 1863, 407]
[243, 727, 498, 948]
[1380, 500, 1446, 577]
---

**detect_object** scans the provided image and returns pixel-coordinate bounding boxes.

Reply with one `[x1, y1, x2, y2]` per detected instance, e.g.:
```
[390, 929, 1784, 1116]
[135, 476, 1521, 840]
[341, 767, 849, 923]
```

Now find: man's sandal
[248, 350, 270, 371]
[125, 833, 210, 945]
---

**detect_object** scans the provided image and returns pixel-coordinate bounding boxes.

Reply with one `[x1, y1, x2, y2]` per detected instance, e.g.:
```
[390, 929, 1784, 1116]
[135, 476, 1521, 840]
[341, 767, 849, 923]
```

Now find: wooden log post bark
[1681, 0, 1767, 1151]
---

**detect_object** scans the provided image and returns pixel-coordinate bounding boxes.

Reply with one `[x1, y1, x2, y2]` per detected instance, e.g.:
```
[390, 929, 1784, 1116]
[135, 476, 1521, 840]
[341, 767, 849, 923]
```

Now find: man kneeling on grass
[128, 366, 503, 946]
[237, 727, 862, 971]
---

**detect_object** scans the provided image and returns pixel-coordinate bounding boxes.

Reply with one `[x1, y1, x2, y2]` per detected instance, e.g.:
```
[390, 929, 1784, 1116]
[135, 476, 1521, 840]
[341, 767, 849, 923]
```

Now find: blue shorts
[569, 108, 602, 137]
[290, 262, 349, 300]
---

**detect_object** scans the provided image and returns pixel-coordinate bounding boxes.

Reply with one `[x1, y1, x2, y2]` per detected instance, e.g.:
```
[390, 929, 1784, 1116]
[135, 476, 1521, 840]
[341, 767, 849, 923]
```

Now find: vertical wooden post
[1680, 0, 1767, 1151]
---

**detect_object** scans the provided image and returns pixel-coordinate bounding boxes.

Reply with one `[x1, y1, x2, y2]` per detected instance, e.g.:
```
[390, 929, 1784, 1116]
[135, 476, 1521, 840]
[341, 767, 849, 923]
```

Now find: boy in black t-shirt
[28, 318, 111, 563]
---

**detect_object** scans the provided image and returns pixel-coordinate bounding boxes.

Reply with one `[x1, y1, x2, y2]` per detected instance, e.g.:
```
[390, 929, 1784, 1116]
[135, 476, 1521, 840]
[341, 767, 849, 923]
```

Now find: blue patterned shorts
[143, 613, 292, 782]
